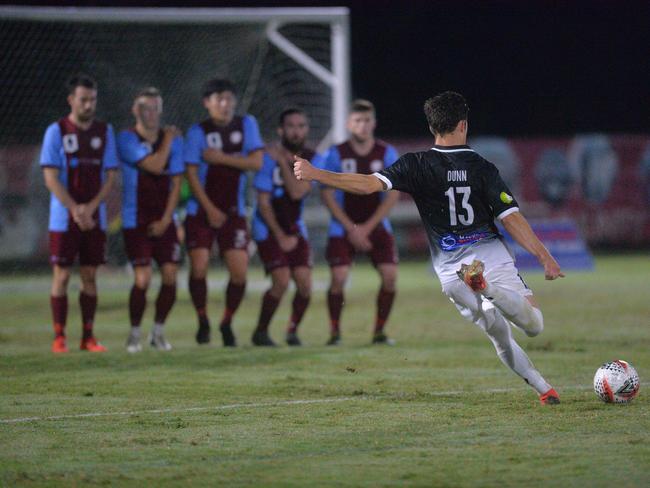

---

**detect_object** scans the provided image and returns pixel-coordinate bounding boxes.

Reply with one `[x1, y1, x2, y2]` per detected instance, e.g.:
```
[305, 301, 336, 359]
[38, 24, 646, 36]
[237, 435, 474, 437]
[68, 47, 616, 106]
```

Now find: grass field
[1, 256, 649, 487]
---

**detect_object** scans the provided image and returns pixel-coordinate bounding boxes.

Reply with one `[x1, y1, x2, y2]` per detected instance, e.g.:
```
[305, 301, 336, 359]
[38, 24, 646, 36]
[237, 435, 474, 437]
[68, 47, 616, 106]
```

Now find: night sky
[6, 0, 650, 138]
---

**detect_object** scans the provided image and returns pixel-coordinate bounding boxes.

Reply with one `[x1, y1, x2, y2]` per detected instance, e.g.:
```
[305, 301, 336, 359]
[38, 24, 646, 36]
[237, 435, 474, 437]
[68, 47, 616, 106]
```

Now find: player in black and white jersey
[293, 91, 563, 405]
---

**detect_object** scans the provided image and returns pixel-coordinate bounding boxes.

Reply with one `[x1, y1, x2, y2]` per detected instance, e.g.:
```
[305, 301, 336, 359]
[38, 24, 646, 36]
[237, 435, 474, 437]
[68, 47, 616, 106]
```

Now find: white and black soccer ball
[593, 360, 640, 403]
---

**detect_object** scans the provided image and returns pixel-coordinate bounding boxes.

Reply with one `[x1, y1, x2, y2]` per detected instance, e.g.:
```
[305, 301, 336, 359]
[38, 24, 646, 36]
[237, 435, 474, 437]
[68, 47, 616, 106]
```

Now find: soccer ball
[593, 360, 640, 403]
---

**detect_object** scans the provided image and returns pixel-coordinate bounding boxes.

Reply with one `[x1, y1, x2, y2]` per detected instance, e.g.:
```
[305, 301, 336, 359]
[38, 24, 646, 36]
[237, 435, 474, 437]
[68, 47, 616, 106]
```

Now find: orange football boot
[51, 336, 69, 353]
[539, 388, 560, 405]
[80, 336, 107, 352]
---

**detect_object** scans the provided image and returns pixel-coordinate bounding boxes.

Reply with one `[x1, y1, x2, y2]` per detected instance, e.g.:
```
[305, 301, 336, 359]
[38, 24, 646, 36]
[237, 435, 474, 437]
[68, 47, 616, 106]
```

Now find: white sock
[130, 325, 141, 336]
[482, 304, 551, 394]
[153, 323, 164, 336]
[484, 282, 543, 337]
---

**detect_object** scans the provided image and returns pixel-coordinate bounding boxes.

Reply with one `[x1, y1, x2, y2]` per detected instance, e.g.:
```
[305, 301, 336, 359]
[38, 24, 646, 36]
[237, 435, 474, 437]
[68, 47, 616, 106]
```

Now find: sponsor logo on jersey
[500, 192, 513, 204]
[439, 231, 493, 251]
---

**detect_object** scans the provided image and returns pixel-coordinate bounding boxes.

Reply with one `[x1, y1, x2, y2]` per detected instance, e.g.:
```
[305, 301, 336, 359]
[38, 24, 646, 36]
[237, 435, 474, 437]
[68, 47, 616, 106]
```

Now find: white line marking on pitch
[2, 382, 647, 425]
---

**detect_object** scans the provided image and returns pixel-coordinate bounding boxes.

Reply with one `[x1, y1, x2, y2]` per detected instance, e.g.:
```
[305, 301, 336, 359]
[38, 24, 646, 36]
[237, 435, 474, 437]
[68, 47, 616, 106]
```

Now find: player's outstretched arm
[501, 211, 565, 280]
[293, 155, 383, 195]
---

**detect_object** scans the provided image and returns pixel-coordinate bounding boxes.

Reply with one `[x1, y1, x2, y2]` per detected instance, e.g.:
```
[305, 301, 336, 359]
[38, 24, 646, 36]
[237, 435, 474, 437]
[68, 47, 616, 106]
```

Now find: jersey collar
[431, 144, 474, 153]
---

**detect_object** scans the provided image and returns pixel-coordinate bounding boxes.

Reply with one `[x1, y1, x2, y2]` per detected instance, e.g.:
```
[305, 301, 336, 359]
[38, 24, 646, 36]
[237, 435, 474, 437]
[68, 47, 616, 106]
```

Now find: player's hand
[148, 219, 169, 238]
[347, 225, 372, 252]
[277, 233, 299, 253]
[206, 206, 226, 229]
[203, 148, 226, 165]
[72, 204, 96, 231]
[542, 257, 565, 280]
[163, 125, 181, 139]
[293, 155, 315, 181]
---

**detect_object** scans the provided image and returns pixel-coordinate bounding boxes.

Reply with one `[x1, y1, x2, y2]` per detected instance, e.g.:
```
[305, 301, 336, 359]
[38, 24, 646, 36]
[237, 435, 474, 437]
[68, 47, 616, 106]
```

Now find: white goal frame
[0, 5, 351, 149]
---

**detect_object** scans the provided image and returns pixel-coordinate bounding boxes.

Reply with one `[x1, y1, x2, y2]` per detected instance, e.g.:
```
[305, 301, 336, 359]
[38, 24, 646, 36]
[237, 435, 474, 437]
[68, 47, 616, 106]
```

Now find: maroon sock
[79, 292, 97, 339]
[327, 290, 344, 335]
[154, 284, 176, 324]
[221, 281, 246, 326]
[129, 285, 147, 327]
[288, 293, 310, 333]
[50, 295, 68, 337]
[255, 290, 281, 333]
[375, 288, 396, 333]
[189, 277, 208, 320]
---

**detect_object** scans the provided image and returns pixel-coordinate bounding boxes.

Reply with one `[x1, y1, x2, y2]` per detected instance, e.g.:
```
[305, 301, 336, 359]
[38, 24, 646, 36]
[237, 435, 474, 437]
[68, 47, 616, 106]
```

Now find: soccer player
[251, 108, 324, 346]
[118, 87, 184, 352]
[321, 100, 400, 345]
[184, 78, 264, 346]
[294, 92, 563, 405]
[40, 74, 118, 353]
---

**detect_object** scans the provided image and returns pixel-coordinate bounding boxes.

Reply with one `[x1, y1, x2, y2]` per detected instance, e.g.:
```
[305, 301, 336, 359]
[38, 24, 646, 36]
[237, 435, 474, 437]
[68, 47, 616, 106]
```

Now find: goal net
[0, 6, 350, 263]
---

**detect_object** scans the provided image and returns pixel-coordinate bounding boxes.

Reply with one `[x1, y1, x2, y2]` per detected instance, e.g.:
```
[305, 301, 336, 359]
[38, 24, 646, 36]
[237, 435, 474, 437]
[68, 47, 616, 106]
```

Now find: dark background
[5, 0, 650, 137]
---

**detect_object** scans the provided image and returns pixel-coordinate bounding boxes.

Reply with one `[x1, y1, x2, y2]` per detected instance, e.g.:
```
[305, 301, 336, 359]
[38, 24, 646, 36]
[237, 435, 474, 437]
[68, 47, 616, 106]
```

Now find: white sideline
[3, 382, 646, 425]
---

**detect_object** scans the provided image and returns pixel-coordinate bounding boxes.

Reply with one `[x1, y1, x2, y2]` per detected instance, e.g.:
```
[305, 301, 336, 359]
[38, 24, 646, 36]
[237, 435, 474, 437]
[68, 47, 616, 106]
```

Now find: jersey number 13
[445, 186, 475, 226]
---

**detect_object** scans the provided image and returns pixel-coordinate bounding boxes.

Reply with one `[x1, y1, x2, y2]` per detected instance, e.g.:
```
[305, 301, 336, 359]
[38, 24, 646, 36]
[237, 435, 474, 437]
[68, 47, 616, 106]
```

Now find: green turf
[1, 256, 649, 487]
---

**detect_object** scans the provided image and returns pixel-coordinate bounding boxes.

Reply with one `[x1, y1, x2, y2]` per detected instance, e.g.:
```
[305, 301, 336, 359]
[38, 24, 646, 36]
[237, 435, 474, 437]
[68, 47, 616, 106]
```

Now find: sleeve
[168, 136, 185, 175]
[383, 144, 400, 168]
[117, 130, 150, 167]
[310, 151, 327, 170]
[254, 153, 275, 192]
[374, 153, 414, 193]
[242, 115, 264, 155]
[323, 146, 342, 172]
[184, 125, 205, 165]
[39, 123, 63, 169]
[484, 162, 520, 220]
[102, 124, 119, 170]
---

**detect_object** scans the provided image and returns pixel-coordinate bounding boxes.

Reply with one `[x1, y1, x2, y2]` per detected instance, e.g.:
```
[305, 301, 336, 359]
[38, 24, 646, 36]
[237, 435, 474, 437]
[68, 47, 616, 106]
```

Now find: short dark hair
[349, 99, 375, 115]
[278, 107, 307, 126]
[135, 86, 161, 100]
[423, 91, 469, 136]
[202, 78, 236, 98]
[66, 73, 97, 95]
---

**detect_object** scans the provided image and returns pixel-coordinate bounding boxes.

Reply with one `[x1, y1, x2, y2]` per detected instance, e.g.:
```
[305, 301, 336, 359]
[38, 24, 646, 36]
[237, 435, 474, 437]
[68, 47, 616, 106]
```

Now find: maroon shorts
[326, 227, 399, 268]
[256, 235, 312, 273]
[123, 223, 180, 267]
[184, 214, 250, 257]
[49, 224, 106, 267]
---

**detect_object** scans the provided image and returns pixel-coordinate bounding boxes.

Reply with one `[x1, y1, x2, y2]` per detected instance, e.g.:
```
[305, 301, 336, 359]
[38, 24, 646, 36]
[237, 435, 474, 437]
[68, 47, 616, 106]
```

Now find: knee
[271, 275, 290, 296]
[330, 270, 348, 293]
[524, 308, 544, 337]
[134, 270, 152, 290]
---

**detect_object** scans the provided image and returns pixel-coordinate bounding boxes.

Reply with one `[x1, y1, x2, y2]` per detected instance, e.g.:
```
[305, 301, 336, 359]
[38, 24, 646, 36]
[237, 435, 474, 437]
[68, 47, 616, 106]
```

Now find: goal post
[0, 6, 350, 261]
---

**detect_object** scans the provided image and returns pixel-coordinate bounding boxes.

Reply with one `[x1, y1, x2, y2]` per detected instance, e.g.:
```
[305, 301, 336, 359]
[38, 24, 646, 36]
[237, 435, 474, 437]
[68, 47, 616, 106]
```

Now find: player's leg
[50, 264, 71, 353]
[220, 249, 248, 347]
[286, 265, 312, 346]
[443, 279, 558, 404]
[216, 218, 250, 347]
[124, 227, 151, 353]
[461, 260, 544, 337]
[325, 237, 353, 345]
[78, 265, 106, 352]
[252, 266, 289, 346]
[185, 215, 214, 344]
[327, 265, 349, 345]
[48, 229, 76, 353]
[77, 229, 107, 352]
[127, 265, 151, 353]
[148, 263, 177, 351]
[149, 224, 180, 351]
[373, 263, 398, 344]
